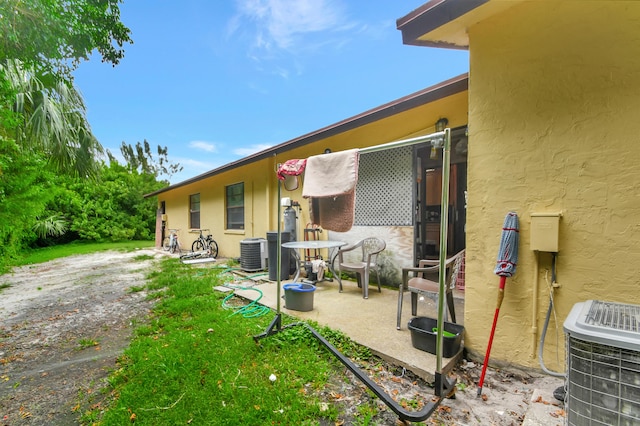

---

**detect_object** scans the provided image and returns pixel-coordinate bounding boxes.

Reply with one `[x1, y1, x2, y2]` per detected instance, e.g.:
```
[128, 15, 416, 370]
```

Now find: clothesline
[358, 130, 447, 154]
[274, 128, 452, 370]
[276, 128, 451, 233]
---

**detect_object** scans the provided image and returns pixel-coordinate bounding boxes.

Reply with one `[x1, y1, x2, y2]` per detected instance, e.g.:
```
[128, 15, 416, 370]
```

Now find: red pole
[477, 275, 507, 396]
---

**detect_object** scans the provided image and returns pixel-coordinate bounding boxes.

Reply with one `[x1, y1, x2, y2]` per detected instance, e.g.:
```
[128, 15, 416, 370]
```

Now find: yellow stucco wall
[157, 90, 468, 263]
[160, 158, 273, 257]
[465, 1, 640, 371]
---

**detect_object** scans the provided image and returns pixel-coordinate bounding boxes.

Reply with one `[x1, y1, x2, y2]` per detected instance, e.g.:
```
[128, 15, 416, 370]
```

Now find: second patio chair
[396, 250, 465, 330]
[336, 237, 386, 299]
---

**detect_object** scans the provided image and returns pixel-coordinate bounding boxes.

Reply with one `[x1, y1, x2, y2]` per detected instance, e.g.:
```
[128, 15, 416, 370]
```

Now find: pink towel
[277, 159, 307, 191]
[303, 149, 359, 232]
[302, 149, 358, 197]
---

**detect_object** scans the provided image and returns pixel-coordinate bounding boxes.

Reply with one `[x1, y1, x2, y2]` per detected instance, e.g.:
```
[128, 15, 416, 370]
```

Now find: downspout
[268, 155, 275, 236]
[250, 180, 255, 237]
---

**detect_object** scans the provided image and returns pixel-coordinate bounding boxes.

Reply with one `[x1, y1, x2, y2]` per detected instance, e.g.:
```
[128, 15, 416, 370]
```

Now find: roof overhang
[397, 0, 523, 49]
[145, 73, 468, 198]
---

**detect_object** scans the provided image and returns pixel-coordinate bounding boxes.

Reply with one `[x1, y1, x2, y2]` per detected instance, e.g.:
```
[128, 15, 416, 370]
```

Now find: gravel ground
[0, 249, 160, 425]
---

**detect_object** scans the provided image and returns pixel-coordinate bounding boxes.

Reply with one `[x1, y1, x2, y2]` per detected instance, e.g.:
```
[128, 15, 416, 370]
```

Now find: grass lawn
[16, 240, 155, 266]
[83, 257, 376, 425]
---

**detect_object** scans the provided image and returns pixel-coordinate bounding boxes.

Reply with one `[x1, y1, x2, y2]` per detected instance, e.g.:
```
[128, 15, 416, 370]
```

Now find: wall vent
[564, 300, 640, 425]
[240, 238, 267, 272]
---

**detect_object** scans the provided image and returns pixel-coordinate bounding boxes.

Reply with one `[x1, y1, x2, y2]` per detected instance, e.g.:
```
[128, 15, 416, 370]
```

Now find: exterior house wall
[159, 158, 274, 258]
[464, 1, 640, 371]
[155, 90, 468, 285]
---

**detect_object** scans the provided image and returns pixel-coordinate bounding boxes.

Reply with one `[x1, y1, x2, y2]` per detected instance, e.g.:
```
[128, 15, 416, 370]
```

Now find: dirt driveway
[0, 249, 162, 425]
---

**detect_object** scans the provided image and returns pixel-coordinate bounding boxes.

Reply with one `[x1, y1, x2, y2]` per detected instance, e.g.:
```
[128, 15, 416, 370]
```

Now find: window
[226, 183, 244, 230]
[190, 193, 200, 229]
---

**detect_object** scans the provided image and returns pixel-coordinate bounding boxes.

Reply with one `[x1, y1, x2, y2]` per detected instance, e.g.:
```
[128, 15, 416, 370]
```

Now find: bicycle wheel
[208, 240, 218, 258]
[192, 240, 205, 252]
[170, 240, 180, 254]
[163, 237, 171, 251]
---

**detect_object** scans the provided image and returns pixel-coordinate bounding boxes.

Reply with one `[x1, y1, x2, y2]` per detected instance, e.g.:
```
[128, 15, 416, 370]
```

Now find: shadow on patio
[234, 276, 465, 384]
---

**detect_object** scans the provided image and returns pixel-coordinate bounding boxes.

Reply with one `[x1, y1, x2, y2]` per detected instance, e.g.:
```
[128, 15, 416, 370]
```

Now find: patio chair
[396, 250, 465, 330]
[336, 237, 386, 299]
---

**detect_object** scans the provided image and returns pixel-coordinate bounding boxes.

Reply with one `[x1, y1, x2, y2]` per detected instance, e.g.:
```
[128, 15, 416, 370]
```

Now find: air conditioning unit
[240, 238, 267, 272]
[563, 300, 640, 425]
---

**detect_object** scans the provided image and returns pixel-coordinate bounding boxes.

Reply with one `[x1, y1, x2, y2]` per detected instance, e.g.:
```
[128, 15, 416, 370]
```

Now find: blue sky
[73, 0, 469, 184]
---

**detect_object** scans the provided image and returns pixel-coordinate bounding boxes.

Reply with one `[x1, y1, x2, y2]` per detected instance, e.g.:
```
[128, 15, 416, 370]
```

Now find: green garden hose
[217, 267, 270, 318]
[222, 286, 271, 318]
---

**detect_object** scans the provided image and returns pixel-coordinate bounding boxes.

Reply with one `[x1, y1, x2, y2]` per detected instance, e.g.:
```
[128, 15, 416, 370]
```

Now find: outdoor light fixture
[435, 117, 448, 132]
[430, 118, 448, 159]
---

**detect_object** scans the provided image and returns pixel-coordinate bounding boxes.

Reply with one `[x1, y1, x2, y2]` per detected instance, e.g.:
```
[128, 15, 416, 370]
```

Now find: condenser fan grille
[584, 300, 640, 332]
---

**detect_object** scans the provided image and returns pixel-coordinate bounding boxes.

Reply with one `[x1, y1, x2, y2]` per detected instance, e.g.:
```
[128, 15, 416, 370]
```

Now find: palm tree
[32, 214, 68, 239]
[1, 59, 103, 178]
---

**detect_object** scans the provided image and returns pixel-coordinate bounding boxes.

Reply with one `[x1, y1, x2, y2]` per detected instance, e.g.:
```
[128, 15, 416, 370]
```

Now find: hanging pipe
[538, 252, 565, 377]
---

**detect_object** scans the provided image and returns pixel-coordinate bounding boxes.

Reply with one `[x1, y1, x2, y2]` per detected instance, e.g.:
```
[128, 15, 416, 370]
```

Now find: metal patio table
[281, 240, 345, 284]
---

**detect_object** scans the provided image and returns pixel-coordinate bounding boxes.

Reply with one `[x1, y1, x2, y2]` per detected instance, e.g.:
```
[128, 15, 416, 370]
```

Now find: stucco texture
[464, 1, 640, 370]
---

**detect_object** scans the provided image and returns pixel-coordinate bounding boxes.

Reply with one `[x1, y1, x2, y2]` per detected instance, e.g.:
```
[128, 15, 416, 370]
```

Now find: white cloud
[169, 157, 221, 183]
[233, 143, 274, 156]
[234, 0, 347, 51]
[189, 140, 218, 153]
[178, 157, 219, 171]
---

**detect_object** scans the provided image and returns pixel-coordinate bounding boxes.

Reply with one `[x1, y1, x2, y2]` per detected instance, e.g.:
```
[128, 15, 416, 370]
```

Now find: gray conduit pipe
[531, 251, 539, 358]
[538, 252, 565, 378]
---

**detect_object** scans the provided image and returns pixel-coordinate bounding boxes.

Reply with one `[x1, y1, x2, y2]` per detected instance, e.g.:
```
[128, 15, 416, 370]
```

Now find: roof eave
[396, 0, 489, 49]
[144, 73, 469, 198]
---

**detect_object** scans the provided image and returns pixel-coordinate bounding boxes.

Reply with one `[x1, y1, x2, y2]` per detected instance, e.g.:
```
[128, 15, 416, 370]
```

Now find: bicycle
[191, 229, 218, 258]
[162, 229, 181, 254]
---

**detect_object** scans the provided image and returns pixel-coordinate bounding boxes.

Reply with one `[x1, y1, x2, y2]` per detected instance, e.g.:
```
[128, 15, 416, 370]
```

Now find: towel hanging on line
[277, 159, 306, 191]
[302, 149, 359, 232]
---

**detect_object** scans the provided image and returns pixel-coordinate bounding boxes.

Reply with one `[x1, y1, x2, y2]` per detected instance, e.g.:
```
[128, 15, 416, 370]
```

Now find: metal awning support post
[254, 166, 284, 341]
[276, 175, 282, 315]
[435, 127, 454, 396]
[360, 128, 455, 395]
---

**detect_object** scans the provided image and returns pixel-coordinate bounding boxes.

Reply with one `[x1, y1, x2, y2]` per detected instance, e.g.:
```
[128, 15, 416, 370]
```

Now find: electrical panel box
[530, 213, 561, 252]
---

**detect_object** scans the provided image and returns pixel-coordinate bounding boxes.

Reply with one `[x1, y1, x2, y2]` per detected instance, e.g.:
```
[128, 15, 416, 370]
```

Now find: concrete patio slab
[233, 276, 465, 383]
